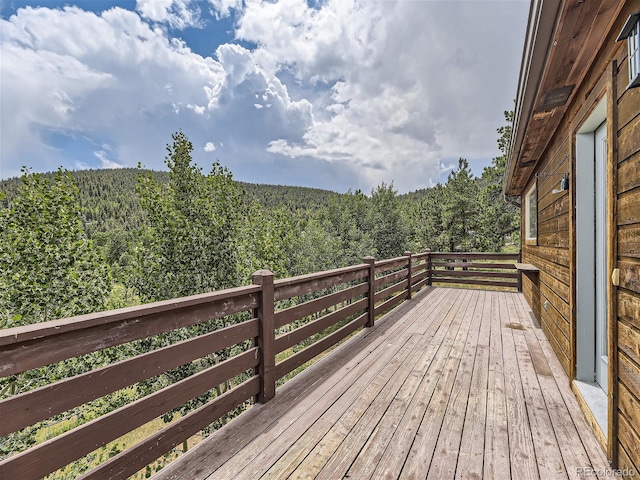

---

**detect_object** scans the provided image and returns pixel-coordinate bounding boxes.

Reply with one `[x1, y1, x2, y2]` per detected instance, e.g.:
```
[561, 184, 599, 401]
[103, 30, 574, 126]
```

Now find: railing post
[405, 251, 412, 300]
[517, 250, 523, 292]
[364, 256, 376, 327]
[425, 249, 432, 286]
[252, 270, 275, 403]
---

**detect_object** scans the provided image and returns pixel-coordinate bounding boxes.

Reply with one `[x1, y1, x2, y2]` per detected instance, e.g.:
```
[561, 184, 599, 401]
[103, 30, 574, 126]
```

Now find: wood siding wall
[615, 8, 640, 473]
[520, 3, 640, 475]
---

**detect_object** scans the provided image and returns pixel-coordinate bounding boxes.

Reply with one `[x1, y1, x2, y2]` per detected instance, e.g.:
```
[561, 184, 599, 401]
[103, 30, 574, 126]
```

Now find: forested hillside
[0, 169, 337, 237]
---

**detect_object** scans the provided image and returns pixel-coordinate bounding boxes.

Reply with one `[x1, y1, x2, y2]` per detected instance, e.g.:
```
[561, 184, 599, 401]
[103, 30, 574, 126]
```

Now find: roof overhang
[504, 0, 625, 196]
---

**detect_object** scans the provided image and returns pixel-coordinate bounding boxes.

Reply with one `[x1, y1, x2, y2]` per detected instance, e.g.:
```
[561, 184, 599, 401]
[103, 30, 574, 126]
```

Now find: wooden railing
[429, 252, 520, 290]
[0, 250, 516, 479]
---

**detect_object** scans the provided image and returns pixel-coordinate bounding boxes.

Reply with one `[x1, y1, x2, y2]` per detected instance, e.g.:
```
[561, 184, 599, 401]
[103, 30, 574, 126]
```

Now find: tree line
[0, 112, 518, 328]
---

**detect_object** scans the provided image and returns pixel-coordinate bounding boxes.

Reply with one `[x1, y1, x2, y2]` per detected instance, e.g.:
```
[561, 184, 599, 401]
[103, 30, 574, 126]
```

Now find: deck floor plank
[169, 287, 448, 480]
[483, 289, 511, 480]
[398, 289, 478, 479]
[454, 289, 491, 480]
[342, 289, 475, 479]
[505, 293, 568, 479]
[314, 288, 467, 480]
[153, 287, 615, 480]
[426, 290, 485, 479]
[513, 294, 612, 480]
[263, 333, 423, 480]
[500, 291, 540, 480]
[225, 288, 457, 479]
[366, 291, 474, 479]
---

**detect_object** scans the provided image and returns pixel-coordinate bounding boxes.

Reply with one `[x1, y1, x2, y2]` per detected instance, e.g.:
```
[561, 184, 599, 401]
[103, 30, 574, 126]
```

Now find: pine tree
[439, 158, 480, 252]
[369, 182, 408, 259]
[477, 111, 520, 249]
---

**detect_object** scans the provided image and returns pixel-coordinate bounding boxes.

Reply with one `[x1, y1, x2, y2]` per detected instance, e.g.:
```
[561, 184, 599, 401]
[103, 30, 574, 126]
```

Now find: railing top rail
[0, 284, 262, 347]
[374, 255, 410, 268]
[429, 252, 519, 259]
[273, 263, 368, 290]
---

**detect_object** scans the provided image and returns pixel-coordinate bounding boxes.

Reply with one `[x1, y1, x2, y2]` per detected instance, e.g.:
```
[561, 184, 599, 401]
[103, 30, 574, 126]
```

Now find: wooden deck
[154, 287, 613, 480]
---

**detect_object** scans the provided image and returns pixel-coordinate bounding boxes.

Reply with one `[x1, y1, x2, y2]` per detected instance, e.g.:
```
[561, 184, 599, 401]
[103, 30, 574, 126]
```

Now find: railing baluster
[253, 270, 275, 403]
[426, 249, 432, 286]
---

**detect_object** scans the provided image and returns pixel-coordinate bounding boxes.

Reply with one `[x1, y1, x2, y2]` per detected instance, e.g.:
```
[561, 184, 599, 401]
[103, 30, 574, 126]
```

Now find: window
[617, 12, 640, 89]
[525, 182, 537, 244]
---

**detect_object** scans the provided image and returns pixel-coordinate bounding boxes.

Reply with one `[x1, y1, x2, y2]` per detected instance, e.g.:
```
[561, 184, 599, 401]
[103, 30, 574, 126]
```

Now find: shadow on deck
[155, 287, 610, 480]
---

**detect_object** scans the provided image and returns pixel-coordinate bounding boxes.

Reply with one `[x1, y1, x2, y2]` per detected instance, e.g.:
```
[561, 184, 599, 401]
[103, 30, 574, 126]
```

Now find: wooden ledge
[515, 263, 540, 272]
[515, 263, 539, 285]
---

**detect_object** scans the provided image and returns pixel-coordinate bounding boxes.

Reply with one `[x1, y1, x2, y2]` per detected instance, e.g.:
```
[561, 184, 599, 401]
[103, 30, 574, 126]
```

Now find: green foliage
[440, 158, 481, 251]
[405, 159, 481, 252]
[0, 169, 335, 239]
[0, 168, 110, 327]
[405, 183, 447, 252]
[125, 131, 292, 430]
[240, 204, 296, 279]
[0, 168, 114, 463]
[369, 182, 408, 259]
[242, 183, 334, 213]
[290, 216, 342, 274]
[306, 190, 375, 271]
[129, 131, 246, 301]
[406, 111, 519, 253]
[477, 110, 521, 249]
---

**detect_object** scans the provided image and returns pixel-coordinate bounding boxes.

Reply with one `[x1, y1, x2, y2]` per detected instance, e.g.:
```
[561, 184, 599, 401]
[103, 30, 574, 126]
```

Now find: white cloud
[136, 0, 201, 29]
[204, 141, 216, 152]
[208, 0, 242, 19]
[0, 4, 320, 180]
[187, 104, 206, 115]
[0, 1, 528, 192]
[1, 5, 226, 174]
[94, 149, 124, 169]
[236, 0, 527, 191]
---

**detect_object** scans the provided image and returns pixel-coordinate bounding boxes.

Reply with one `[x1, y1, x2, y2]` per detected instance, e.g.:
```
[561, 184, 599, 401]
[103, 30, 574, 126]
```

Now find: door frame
[575, 97, 608, 386]
[573, 95, 614, 450]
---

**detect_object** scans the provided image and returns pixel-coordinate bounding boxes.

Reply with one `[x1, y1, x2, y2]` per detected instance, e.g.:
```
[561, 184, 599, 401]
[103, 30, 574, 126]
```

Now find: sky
[0, 0, 530, 193]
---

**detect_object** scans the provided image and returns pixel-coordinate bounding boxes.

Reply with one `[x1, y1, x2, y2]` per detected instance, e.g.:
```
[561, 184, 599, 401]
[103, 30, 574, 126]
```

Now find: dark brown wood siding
[615, 11, 640, 473]
[521, 135, 571, 376]
[520, 2, 640, 475]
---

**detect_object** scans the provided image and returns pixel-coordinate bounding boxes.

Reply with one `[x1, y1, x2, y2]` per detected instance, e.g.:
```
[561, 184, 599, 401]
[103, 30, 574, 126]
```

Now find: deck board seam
[150, 289, 617, 480]
[454, 290, 492, 479]
[428, 290, 486, 479]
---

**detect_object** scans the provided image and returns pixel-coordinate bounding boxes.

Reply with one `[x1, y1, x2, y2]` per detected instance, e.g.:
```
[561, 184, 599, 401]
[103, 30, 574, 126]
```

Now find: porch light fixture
[617, 12, 640, 89]
[552, 172, 569, 194]
[535, 171, 569, 194]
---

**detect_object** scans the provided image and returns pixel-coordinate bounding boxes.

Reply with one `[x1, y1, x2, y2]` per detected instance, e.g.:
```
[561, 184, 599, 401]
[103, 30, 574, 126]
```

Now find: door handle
[611, 268, 620, 286]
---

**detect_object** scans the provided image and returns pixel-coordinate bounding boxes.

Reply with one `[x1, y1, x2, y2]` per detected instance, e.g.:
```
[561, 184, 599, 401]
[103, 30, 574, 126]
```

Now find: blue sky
[0, 0, 529, 193]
